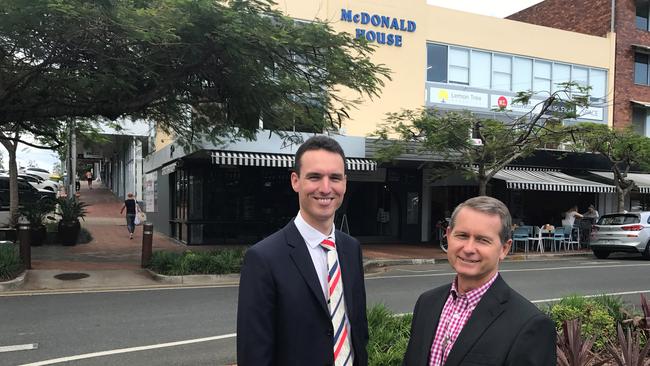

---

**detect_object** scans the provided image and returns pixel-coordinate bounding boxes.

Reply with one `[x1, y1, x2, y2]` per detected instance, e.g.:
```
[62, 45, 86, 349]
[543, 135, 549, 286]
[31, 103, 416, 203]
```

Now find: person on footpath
[85, 170, 93, 189]
[120, 192, 138, 240]
[237, 135, 368, 366]
[403, 196, 556, 366]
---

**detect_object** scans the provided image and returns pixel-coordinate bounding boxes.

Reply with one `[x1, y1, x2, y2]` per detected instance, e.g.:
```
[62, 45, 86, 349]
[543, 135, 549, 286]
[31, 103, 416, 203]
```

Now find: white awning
[210, 151, 377, 171]
[590, 171, 650, 193]
[494, 169, 616, 193]
[631, 100, 650, 108]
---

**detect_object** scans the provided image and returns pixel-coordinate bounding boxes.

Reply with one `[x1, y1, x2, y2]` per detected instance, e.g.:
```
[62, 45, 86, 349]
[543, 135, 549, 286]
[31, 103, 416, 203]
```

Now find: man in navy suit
[237, 135, 368, 366]
[403, 196, 555, 366]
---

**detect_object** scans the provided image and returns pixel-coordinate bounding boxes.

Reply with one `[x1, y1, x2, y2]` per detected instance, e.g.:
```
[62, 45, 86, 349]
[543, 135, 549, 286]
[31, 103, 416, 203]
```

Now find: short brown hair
[449, 196, 512, 244]
[294, 136, 346, 175]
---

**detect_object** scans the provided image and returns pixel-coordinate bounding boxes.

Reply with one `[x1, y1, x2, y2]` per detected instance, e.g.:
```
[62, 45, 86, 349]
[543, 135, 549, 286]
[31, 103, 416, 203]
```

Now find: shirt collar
[294, 211, 335, 249]
[450, 272, 499, 307]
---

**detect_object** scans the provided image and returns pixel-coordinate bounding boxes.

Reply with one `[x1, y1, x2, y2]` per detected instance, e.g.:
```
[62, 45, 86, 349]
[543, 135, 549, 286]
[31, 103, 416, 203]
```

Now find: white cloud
[0, 138, 60, 172]
[426, 0, 544, 18]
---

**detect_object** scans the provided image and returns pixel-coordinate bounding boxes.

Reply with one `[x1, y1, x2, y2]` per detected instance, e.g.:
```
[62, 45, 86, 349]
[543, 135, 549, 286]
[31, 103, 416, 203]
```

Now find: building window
[533, 60, 551, 93]
[449, 47, 469, 85]
[552, 63, 570, 93]
[427, 43, 447, 82]
[492, 54, 512, 91]
[589, 69, 607, 102]
[513, 57, 532, 92]
[470, 50, 491, 89]
[635, 52, 650, 85]
[637, 0, 650, 30]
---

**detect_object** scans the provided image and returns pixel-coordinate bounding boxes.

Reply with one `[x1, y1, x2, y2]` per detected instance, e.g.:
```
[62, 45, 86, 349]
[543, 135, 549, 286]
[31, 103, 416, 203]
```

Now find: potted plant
[56, 197, 89, 246]
[19, 200, 56, 246]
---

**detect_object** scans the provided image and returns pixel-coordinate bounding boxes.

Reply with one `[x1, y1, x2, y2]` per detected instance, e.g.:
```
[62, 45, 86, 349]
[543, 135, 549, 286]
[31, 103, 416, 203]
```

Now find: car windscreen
[597, 214, 640, 225]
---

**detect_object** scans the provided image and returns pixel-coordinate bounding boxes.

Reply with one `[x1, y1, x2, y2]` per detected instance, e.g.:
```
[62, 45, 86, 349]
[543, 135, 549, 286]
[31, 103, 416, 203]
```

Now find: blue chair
[512, 227, 530, 253]
[552, 227, 565, 252]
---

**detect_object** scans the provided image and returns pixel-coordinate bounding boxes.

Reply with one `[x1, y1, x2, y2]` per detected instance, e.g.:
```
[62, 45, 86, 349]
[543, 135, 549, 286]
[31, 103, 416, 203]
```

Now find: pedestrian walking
[237, 136, 368, 366]
[120, 192, 138, 239]
[85, 171, 93, 189]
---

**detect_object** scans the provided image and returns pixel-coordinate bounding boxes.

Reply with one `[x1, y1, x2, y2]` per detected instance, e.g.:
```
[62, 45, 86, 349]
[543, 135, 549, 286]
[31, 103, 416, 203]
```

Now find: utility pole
[67, 119, 77, 198]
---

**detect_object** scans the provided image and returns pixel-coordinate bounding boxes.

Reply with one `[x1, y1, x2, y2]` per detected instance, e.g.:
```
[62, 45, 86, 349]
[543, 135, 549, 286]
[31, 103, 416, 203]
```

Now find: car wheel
[593, 250, 609, 259]
[643, 242, 650, 260]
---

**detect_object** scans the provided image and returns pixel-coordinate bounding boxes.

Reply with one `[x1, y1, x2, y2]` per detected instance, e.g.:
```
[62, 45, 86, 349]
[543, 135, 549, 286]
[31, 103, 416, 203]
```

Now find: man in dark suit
[237, 135, 368, 366]
[403, 196, 556, 366]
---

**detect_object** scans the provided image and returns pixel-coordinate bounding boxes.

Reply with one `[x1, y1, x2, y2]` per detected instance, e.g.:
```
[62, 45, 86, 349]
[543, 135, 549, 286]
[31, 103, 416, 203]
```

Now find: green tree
[374, 85, 587, 196]
[0, 0, 389, 222]
[569, 123, 650, 211]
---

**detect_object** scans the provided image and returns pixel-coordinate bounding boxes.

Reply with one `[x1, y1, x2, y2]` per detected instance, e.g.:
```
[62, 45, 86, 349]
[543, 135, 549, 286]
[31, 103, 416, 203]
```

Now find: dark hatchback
[0, 176, 56, 209]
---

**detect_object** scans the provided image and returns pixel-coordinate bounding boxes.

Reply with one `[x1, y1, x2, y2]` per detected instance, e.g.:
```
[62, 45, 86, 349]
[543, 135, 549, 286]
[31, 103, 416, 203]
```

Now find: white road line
[0, 284, 239, 297]
[0, 343, 38, 353]
[19, 334, 236, 366]
[366, 262, 650, 280]
[531, 289, 650, 304]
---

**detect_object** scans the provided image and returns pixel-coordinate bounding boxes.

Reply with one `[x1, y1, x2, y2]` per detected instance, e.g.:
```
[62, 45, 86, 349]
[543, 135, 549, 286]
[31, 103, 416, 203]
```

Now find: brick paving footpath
[31, 183, 188, 270]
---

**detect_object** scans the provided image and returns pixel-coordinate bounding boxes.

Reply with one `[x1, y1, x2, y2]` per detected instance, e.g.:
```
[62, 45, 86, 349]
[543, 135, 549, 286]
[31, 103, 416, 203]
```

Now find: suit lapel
[417, 286, 450, 366]
[443, 276, 509, 366]
[335, 232, 356, 315]
[285, 221, 329, 315]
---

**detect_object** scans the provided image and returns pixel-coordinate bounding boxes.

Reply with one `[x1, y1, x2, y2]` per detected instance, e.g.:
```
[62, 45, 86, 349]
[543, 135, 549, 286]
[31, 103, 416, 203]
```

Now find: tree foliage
[0, 0, 390, 147]
[568, 123, 650, 211]
[374, 84, 588, 196]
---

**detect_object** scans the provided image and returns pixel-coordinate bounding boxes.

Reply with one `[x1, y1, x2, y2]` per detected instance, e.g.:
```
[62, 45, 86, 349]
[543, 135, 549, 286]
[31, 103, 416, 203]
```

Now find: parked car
[590, 212, 650, 259]
[0, 176, 56, 209]
[21, 167, 53, 181]
[18, 173, 59, 192]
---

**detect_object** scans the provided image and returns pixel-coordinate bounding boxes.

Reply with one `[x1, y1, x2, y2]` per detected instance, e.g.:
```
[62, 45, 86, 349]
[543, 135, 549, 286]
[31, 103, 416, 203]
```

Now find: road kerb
[145, 269, 239, 285]
[0, 270, 26, 291]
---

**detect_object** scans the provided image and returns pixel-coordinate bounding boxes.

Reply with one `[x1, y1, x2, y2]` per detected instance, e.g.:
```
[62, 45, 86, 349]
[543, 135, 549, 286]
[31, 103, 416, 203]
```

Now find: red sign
[497, 96, 508, 108]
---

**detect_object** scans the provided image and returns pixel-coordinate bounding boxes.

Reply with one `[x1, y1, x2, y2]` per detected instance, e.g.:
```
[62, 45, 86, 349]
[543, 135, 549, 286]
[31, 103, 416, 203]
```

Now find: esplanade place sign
[340, 9, 416, 47]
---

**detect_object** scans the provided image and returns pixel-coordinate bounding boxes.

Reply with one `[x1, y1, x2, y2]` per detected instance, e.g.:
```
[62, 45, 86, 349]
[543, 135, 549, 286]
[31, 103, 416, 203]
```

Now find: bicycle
[435, 218, 450, 252]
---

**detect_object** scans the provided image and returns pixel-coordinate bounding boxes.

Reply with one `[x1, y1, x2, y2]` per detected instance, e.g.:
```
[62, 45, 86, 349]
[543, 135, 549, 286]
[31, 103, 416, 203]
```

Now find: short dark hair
[294, 136, 346, 175]
[449, 196, 512, 244]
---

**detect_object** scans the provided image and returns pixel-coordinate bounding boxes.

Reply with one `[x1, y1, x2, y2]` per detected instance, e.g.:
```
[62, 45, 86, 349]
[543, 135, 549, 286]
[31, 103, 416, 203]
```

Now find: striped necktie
[321, 237, 353, 366]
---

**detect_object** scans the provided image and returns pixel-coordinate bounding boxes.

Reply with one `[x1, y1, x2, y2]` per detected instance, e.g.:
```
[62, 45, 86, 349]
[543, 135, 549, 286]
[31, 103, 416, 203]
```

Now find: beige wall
[278, 0, 615, 135]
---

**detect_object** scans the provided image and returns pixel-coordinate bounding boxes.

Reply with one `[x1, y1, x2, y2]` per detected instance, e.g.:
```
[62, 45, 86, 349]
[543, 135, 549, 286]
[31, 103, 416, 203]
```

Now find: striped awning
[210, 151, 377, 171]
[494, 168, 616, 193]
[590, 171, 650, 193]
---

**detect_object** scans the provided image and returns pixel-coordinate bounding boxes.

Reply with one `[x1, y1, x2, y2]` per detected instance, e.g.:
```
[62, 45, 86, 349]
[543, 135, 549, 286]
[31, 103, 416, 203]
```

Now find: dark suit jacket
[403, 275, 556, 366]
[237, 221, 368, 366]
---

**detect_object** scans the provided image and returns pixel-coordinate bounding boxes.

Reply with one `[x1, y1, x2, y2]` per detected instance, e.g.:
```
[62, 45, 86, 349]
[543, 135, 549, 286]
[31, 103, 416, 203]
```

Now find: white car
[21, 167, 52, 181]
[18, 174, 59, 192]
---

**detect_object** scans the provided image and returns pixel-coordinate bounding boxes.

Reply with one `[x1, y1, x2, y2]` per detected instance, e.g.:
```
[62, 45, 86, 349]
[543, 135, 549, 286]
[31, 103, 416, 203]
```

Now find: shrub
[367, 304, 412, 366]
[0, 243, 24, 281]
[548, 295, 616, 351]
[147, 248, 245, 275]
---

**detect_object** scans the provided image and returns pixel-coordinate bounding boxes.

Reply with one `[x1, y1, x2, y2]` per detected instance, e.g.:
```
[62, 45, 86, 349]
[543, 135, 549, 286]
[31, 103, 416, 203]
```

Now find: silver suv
[590, 212, 650, 259]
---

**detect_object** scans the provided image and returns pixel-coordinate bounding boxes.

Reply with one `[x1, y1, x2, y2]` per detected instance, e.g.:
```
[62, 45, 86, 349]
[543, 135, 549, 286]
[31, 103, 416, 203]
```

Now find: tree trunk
[1, 139, 18, 226]
[478, 178, 488, 196]
[616, 186, 632, 212]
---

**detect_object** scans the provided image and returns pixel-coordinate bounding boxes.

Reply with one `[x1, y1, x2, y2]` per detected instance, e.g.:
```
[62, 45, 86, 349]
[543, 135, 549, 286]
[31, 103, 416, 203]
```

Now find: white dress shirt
[294, 211, 334, 299]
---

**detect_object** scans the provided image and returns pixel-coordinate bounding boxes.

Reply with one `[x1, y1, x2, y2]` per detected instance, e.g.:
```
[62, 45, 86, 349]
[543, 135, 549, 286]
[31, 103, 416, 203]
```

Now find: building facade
[508, 0, 650, 134]
[141, 0, 622, 245]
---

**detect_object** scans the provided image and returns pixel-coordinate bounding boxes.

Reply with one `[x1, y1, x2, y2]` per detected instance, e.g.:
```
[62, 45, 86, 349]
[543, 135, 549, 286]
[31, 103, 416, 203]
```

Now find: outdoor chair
[512, 227, 530, 253]
[527, 226, 544, 253]
[552, 227, 565, 252]
[562, 226, 580, 251]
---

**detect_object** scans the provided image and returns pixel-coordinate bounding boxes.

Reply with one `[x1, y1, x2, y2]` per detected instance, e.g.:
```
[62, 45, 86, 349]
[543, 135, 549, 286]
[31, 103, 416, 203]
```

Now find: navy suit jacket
[237, 220, 368, 366]
[403, 275, 556, 366]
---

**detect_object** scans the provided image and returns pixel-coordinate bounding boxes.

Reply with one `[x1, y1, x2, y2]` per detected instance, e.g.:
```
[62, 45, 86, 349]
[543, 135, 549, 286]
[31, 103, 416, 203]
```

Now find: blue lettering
[390, 18, 399, 30]
[371, 15, 381, 26]
[353, 14, 360, 23]
[355, 28, 365, 39]
[399, 19, 407, 31]
[407, 20, 416, 32]
[360, 12, 370, 25]
[381, 16, 390, 28]
[376, 32, 386, 44]
[387, 34, 395, 46]
[395, 35, 403, 47]
[366, 30, 376, 42]
[340, 9, 352, 22]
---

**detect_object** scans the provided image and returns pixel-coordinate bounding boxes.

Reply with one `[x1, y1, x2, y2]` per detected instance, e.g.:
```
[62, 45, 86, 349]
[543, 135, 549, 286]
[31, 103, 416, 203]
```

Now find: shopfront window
[449, 47, 469, 85]
[426, 43, 447, 82]
[533, 60, 551, 93]
[492, 54, 512, 91]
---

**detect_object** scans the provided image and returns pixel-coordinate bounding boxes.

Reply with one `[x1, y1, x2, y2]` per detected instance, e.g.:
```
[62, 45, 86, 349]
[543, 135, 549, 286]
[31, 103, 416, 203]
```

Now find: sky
[3, 0, 545, 171]
[426, 0, 544, 18]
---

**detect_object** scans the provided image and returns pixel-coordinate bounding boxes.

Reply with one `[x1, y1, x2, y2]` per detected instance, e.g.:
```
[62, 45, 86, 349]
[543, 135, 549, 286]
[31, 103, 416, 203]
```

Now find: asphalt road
[2, 255, 649, 365]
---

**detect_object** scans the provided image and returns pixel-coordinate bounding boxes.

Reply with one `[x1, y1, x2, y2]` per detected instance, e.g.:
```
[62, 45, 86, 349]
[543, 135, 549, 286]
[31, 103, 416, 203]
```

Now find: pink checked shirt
[428, 273, 499, 366]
